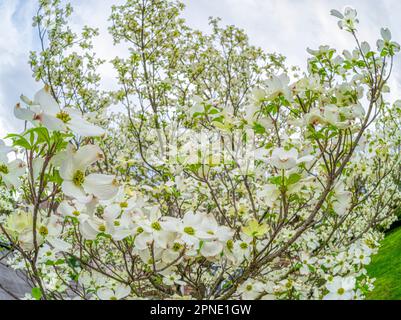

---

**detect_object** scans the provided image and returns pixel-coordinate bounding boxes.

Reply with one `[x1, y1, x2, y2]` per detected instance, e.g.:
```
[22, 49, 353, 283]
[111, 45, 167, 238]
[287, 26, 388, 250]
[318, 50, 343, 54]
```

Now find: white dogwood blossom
[59, 144, 119, 201]
[15, 87, 105, 137]
[0, 159, 25, 188]
[323, 276, 356, 300]
[331, 7, 359, 31]
[270, 148, 313, 170]
[97, 284, 131, 300]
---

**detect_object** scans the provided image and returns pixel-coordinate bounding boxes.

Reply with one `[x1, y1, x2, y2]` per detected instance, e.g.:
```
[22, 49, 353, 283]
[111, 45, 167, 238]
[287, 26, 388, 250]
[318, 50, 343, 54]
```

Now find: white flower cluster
[0, 5, 400, 301]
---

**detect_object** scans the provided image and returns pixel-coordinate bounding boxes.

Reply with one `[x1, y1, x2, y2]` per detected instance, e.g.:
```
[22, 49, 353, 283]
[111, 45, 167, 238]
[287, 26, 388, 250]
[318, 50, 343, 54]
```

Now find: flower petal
[201, 241, 223, 257]
[2, 173, 22, 188]
[296, 155, 314, 164]
[381, 27, 391, 41]
[59, 156, 76, 180]
[103, 204, 121, 221]
[34, 87, 60, 115]
[330, 9, 344, 19]
[62, 180, 88, 200]
[32, 157, 45, 180]
[7, 159, 26, 176]
[14, 104, 35, 121]
[58, 201, 75, 217]
[73, 145, 104, 171]
[47, 237, 72, 251]
[97, 288, 114, 300]
[79, 218, 100, 240]
[134, 232, 152, 250]
[83, 173, 119, 200]
[115, 285, 131, 299]
[40, 114, 66, 131]
[67, 116, 105, 137]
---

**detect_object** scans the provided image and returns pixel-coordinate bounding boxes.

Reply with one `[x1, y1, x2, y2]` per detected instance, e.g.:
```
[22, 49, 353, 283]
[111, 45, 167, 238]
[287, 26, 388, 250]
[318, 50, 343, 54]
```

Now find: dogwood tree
[0, 1, 400, 300]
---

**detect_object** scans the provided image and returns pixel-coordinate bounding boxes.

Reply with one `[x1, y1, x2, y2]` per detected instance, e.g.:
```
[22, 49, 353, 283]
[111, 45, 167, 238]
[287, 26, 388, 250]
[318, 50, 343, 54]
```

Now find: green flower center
[151, 222, 161, 231]
[39, 226, 48, 236]
[136, 227, 144, 234]
[172, 242, 182, 252]
[337, 288, 345, 295]
[184, 226, 195, 235]
[226, 240, 234, 250]
[114, 220, 120, 227]
[119, 202, 128, 208]
[0, 164, 9, 174]
[110, 296, 117, 300]
[56, 111, 72, 123]
[240, 242, 248, 249]
[246, 285, 253, 291]
[72, 170, 85, 186]
[72, 210, 80, 217]
[98, 225, 106, 232]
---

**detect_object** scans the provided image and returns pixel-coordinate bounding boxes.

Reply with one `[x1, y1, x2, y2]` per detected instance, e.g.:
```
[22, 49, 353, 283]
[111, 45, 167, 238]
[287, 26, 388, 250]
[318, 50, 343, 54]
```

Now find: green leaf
[34, 127, 50, 145]
[208, 108, 220, 115]
[13, 137, 31, 150]
[48, 170, 63, 185]
[269, 176, 282, 186]
[287, 173, 301, 185]
[31, 287, 42, 300]
[4, 133, 24, 141]
[253, 122, 266, 134]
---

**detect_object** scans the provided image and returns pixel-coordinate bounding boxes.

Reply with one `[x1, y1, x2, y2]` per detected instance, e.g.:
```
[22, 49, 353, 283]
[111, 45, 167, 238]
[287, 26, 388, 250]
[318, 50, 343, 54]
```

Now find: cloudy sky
[1, 0, 401, 137]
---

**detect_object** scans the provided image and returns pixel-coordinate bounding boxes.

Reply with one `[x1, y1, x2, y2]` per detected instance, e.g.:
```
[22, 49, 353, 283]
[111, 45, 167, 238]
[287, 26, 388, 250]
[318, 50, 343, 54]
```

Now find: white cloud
[0, 0, 39, 137]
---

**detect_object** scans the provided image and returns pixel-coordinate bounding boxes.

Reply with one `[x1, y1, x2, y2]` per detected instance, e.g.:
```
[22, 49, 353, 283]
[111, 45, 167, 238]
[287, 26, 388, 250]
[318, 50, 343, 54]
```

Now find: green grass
[366, 226, 401, 300]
